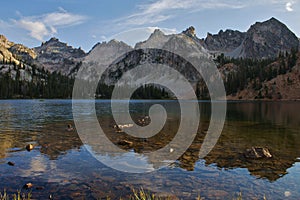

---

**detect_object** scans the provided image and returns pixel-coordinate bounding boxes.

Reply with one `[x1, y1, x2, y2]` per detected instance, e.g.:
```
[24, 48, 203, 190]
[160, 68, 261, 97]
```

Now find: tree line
[196, 48, 299, 98]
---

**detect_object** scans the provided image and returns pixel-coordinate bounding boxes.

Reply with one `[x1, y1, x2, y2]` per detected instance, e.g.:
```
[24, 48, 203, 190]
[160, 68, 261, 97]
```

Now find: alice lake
[0, 100, 299, 199]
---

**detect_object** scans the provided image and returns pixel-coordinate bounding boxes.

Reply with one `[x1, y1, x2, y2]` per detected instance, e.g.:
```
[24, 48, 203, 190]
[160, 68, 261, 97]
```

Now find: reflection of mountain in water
[1, 101, 299, 182]
[38, 122, 82, 160]
[85, 102, 300, 181]
[178, 102, 300, 181]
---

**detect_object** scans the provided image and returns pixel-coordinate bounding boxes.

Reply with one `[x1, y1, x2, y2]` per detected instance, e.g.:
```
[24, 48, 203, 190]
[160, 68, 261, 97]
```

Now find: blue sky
[0, 0, 299, 51]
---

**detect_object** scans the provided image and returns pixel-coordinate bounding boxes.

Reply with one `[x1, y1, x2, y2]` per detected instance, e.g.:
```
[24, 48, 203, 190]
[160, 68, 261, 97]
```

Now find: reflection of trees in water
[227, 102, 300, 128]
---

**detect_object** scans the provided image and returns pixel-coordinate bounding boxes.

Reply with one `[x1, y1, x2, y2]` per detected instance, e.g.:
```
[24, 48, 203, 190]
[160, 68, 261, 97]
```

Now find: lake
[0, 100, 299, 199]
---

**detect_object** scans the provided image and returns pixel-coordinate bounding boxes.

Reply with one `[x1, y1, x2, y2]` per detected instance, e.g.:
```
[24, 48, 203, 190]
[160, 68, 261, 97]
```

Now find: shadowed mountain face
[202, 30, 246, 53]
[200, 17, 299, 59]
[34, 37, 86, 75]
[236, 17, 299, 59]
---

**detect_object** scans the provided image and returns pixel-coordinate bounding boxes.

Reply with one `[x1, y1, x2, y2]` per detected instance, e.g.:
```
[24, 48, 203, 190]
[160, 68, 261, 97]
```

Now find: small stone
[23, 183, 33, 189]
[66, 124, 74, 131]
[26, 144, 34, 151]
[36, 186, 44, 190]
[7, 161, 15, 166]
[284, 191, 291, 197]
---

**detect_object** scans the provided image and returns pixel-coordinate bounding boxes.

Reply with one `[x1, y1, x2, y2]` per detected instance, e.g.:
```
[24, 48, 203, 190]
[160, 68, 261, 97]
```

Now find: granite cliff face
[34, 38, 86, 75]
[78, 39, 132, 81]
[0, 35, 36, 66]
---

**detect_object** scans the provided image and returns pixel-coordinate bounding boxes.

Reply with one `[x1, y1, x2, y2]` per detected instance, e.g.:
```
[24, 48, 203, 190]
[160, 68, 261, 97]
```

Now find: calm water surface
[0, 100, 299, 199]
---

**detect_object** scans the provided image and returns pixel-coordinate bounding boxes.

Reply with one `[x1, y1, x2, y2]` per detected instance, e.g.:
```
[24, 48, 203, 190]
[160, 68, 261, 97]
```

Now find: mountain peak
[269, 17, 280, 23]
[42, 37, 65, 47]
[108, 39, 124, 45]
[182, 26, 196, 38]
[135, 29, 170, 49]
[0, 34, 8, 42]
[148, 29, 166, 40]
[49, 37, 59, 42]
[153, 29, 165, 35]
[252, 17, 285, 28]
[0, 34, 14, 49]
[91, 39, 130, 50]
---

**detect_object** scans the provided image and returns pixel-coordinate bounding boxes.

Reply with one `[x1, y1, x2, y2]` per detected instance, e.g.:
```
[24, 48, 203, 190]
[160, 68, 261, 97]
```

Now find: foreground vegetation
[0, 189, 268, 200]
[0, 190, 31, 200]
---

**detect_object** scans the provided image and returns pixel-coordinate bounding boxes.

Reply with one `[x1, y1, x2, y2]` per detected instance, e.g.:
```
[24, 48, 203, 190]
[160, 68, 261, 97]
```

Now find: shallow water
[0, 100, 299, 199]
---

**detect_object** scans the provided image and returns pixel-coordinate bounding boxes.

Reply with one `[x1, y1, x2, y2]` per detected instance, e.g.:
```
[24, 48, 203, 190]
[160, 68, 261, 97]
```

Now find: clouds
[15, 20, 49, 41]
[13, 8, 87, 41]
[115, 0, 298, 28]
[116, 0, 245, 27]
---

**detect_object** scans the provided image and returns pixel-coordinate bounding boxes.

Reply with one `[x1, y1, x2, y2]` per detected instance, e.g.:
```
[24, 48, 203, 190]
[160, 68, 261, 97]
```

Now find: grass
[129, 188, 203, 200]
[0, 190, 31, 200]
[0, 188, 266, 200]
[130, 188, 173, 200]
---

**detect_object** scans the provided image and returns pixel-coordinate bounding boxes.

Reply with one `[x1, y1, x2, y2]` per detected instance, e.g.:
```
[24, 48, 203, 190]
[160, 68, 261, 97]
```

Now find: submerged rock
[137, 116, 151, 126]
[244, 147, 272, 159]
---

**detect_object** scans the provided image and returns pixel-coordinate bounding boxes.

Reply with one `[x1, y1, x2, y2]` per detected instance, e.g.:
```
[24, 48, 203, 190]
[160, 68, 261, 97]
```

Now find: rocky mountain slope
[80, 30, 209, 98]
[233, 17, 299, 59]
[226, 52, 300, 100]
